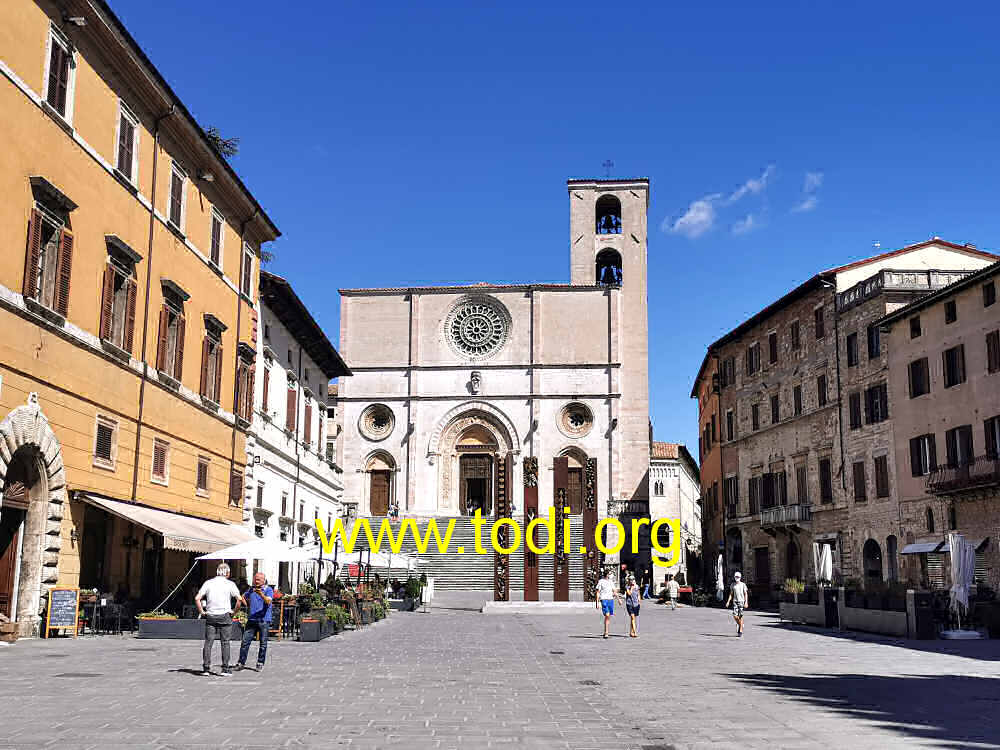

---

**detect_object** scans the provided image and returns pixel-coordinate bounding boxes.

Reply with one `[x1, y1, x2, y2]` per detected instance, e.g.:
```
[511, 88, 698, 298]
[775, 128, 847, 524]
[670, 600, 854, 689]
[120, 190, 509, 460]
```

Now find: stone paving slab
[2, 595, 1000, 748]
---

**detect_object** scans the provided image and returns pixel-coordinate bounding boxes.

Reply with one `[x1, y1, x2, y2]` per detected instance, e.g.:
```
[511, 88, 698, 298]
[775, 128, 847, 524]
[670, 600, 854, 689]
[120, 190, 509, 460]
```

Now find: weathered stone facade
[693, 240, 998, 597]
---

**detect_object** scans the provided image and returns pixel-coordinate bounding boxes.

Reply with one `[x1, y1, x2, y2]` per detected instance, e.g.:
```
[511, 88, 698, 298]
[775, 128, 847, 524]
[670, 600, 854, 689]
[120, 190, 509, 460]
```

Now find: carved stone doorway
[459, 454, 492, 516]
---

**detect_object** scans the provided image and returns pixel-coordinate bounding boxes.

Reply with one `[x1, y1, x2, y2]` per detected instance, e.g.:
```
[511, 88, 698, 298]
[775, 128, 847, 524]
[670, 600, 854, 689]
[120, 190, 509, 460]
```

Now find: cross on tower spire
[602, 160, 614, 178]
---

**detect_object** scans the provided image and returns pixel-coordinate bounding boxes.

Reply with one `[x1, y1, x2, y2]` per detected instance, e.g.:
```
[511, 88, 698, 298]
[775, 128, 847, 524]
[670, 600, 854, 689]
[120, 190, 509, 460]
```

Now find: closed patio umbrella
[716, 554, 724, 600]
[948, 532, 975, 629]
[818, 545, 833, 584]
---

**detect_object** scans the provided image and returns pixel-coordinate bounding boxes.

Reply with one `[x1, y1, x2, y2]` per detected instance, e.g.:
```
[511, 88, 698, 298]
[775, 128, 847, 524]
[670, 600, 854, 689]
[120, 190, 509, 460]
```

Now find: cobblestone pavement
[2, 594, 1000, 749]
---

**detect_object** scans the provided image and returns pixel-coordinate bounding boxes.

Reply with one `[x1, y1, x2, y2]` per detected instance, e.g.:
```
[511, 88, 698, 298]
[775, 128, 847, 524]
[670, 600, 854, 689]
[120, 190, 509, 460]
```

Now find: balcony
[927, 455, 1000, 496]
[760, 503, 812, 533]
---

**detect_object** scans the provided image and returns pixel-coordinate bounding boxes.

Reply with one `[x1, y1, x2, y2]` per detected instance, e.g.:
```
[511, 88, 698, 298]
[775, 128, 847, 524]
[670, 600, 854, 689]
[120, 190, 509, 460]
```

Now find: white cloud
[665, 193, 722, 239]
[732, 213, 757, 235]
[728, 165, 776, 203]
[792, 195, 818, 213]
[803, 171, 824, 193]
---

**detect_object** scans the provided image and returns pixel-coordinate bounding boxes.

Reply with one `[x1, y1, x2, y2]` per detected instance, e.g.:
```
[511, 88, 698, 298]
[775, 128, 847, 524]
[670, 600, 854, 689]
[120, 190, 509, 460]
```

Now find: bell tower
[567, 178, 650, 504]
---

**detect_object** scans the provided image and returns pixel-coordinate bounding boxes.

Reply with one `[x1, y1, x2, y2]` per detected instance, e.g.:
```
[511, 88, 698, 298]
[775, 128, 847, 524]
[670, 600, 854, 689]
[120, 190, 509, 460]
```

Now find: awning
[196, 538, 315, 562]
[901, 542, 942, 555]
[80, 495, 252, 554]
[938, 537, 989, 553]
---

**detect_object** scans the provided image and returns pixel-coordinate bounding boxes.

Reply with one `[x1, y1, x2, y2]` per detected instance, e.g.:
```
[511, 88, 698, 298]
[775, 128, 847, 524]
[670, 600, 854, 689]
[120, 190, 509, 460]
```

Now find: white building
[335, 178, 652, 589]
[649, 441, 702, 586]
[244, 271, 351, 592]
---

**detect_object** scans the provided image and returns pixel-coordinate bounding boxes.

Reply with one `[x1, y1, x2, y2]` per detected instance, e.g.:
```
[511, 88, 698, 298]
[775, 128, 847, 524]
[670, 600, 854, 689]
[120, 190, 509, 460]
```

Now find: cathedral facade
[336, 179, 650, 527]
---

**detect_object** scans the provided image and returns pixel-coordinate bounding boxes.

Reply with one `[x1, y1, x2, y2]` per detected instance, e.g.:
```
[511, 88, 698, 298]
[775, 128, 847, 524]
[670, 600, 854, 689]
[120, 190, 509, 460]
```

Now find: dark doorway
[1, 448, 37, 622]
[460, 454, 492, 516]
[786, 539, 801, 580]
[566, 467, 584, 515]
[0, 507, 25, 619]
[79, 505, 109, 590]
[370, 470, 391, 516]
[863, 539, 883, 583]
[140, 533, 163, 608]
[754, 547, 771, 590]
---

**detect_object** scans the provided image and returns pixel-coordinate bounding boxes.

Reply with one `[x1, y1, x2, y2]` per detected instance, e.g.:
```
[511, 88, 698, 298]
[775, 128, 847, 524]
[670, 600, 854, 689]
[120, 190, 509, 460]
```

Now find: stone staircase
[345, 516, 587, 591]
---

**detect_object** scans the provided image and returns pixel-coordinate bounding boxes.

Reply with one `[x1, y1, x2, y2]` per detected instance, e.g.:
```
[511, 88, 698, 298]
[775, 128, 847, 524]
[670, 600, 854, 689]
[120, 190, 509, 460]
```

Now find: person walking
[195, 563, 242, 675]
[237, 572, 274, 672]
[595, 568, 618, 639]
[641, 567, 653, 599]
[665, 574, 680, 610]
[725, 571, 749, 637]
[625, 574, 641, 637]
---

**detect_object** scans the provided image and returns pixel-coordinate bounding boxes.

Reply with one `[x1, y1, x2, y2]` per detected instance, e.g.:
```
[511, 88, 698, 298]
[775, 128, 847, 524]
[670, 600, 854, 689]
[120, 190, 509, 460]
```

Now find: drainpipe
[827, 282, 847, 492]
[228, 210, 256, 513]
[606, 285, 614, 514]
[130, 106, 174, 503]
[404, 291, 413, 512]
[713, 351, 726, 586]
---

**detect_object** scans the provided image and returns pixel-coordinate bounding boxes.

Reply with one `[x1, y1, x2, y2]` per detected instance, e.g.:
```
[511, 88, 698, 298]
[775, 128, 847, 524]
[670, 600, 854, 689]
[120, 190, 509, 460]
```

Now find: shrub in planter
[324, 605, 350, 632]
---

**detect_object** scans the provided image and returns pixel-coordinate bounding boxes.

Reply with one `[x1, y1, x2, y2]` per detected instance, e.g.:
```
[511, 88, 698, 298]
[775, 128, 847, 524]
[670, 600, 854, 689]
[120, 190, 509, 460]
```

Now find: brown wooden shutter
[123, 278, 137, 354]
[173, 313, 185, 380]
[23, 209, 42, 299]
[317, 408, 323, 450]
[262, 368, 270, 412]
[245, 366, 255, 421]
[286, 387, 296, 432]
[229, 470, 243, 505]
[99, 265, 114, 340]
[214, 343, 223, 405]
[199, 337, 210, 397]
[55, 227, 73, 316]
[304, 401, 312, 444]
[155, 305, 169, 371]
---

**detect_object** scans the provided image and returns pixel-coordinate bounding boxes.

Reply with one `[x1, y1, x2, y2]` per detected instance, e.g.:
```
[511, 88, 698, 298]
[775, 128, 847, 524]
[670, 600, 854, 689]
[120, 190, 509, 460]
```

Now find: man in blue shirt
[237, 572, 273, 671]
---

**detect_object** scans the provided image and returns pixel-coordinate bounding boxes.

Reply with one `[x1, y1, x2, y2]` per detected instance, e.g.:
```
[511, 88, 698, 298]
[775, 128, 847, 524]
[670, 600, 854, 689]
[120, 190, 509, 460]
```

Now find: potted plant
[783, 578, 805, 604]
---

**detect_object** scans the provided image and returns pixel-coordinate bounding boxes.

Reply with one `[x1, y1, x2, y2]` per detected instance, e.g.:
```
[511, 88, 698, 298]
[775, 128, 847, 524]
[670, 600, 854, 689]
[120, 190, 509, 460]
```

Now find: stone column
[523, 457, 538, 601]
[553, 456, 569, 601]
[493, 454, 511, 602]
[583, 458, 599, 600]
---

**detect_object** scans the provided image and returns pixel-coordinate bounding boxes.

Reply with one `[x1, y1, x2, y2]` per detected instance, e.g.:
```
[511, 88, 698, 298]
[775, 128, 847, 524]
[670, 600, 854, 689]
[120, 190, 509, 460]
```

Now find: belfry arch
[0, 394, 67, 637]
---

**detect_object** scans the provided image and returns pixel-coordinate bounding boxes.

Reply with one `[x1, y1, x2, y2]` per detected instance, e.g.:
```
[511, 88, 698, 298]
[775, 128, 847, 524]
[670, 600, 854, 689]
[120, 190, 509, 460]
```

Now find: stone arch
[430, 402, 518, 514]
[427, 401, 519, 460]
[556, 446, 588, 514]
[0, 394, 66, 637]
[362, 449, 397, 517]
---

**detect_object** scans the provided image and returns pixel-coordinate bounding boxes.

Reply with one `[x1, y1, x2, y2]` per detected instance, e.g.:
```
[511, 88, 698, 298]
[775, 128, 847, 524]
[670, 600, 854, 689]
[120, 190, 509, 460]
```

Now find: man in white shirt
[725, 571, 750, 637]
[664, 575, 680, 610]
[195, 563, 242, 675]
[595, 569, 619, 639]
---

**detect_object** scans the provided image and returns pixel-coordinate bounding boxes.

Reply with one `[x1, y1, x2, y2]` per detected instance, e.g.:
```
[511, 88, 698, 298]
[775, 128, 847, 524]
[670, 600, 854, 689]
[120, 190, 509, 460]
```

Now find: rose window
[359, 404, 394, 441]
[558, 402, 594, 438]
[445, 296, 511, 360]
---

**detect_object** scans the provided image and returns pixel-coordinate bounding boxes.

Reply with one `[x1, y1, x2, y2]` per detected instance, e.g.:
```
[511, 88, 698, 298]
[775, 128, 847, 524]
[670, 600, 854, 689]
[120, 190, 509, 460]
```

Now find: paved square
[2, 596, 999, 749]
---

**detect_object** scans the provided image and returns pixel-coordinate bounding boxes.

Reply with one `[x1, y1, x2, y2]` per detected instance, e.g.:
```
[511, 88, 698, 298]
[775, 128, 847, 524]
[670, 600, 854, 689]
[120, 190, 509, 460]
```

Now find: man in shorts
[725, 571, 749, 636]
[664, 574, 680, 610]
[595, 569, 618, 639]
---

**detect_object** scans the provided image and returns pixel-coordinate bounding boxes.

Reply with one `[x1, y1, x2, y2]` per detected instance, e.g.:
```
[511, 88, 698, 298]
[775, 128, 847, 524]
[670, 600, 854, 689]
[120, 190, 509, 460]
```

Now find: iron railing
[926, 455, 1000, 495]
[760, 503, 812, 528]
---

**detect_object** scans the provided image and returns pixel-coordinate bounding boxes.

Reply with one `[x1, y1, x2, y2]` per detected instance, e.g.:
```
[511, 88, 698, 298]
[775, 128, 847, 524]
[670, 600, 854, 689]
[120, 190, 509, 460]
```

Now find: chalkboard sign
[46, 587, 79, 637]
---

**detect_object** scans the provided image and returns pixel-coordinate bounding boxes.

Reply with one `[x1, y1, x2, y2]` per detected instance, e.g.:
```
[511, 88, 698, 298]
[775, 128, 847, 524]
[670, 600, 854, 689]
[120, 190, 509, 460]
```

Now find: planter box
[137, 618, 243, 640]
[780, 600, 827, 627]
[299, 618, 338, 642]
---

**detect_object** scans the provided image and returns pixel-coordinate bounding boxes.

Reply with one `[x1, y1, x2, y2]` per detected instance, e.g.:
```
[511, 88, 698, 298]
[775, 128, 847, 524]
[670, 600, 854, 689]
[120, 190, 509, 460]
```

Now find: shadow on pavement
[724, 672, 1000, 748]
[167, 668, 209, 677]
[760, 619, 1000, 662]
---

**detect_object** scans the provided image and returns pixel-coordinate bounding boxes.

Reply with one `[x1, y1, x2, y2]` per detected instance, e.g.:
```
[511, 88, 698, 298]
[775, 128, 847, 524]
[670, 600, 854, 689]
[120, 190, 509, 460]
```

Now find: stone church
[336, 178, 650, 535]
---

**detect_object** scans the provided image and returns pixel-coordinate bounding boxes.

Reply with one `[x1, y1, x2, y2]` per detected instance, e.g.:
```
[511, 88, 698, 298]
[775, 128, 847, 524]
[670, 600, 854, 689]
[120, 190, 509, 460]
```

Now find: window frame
[846, 331, 859, 367]
[770, 393, 780, 425]
[151, 437, 171, 485]
[814, 306, 825, 340]
[986, 330, 1000, 374]
[944, 299, 957, 324]
[849, 391, 862, 430]
[196, 456, 210, 498]
[852, 460, 867, 502]
[908, 357, 930, 398]
[751, 402, 760, 431]
[92, 414, 118, 471]
[168, 161, 187, 233]
[817, 374, 828, 407]
[867, 323, 880, 360]
[819, 458, 833, 503]
[874, 455, 890, 498]
[984, 280, 997, 308]
[43, 26, 76, 123]
[790, 320, 801, 351]
[114, 101, 140, 185]
[793, 384, 803, 416]
[209, 208, 225, 269]
[942, 344, 966, 389]
[909, 316, 921, 339]
[768, 331, 778, 365]
[241, 243, 254, 298]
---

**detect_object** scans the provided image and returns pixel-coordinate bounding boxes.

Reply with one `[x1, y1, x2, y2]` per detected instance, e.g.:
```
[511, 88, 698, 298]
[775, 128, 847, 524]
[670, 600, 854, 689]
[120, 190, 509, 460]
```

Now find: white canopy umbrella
[948, 532, 975, 629]
[196, 538, 314, 562]
[336, 550, 417, 570]
[716, 554, 724, 599]
[817, 544, 834, 584]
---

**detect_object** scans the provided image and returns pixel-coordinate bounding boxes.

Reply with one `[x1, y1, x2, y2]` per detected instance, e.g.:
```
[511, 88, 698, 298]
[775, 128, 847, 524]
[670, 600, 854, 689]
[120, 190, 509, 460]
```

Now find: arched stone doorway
[428, 402, 517, 515]
[0, 395, 66, 637]
[363, 451, 396, 517]
[863, 538, 883, 584]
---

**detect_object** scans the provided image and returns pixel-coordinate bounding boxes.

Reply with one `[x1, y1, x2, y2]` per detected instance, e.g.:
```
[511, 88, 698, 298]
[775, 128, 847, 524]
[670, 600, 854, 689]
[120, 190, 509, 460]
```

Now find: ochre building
[0, 0, 278, 635]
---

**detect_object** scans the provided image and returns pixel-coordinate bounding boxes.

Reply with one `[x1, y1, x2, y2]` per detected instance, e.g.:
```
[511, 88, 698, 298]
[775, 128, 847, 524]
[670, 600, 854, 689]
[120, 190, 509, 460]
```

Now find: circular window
[445, 296, 511, 361]
[558, 402, 594, 438]
[359, 404, 395, 441]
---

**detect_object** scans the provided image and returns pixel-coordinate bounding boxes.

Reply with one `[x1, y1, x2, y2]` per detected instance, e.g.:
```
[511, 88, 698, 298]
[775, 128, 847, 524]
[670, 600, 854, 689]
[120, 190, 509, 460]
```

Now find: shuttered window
[793, 385, 802, 416]
[849, 392, 862, 429]
[751, 403, 760, 431]
[985, 281, 997, 308]
[155, 303, 185, 381]
[229, 470, 244, 507]
[908, 358, 930, 397]
[304, 400, 313, 444]
[46, 35, 71, 116]
[910, 316, 921, 338]
[93, 416, 117, 470]
[874, 455, 890, 498]
[987, 330, 1000, 374]
[819, 459, 833, 503]
[795, 465, 808, 504]
[196, 457, 209, 495]
[241, 244, 253, 297]
[151, 438, 169, 483]
[846, 332, 859, 367]
[99, 260, 137, 353]
[867, 324, 881, 360]
[814, 307, 825, 339]
[24, 208, 73, 316]
[852, 461, 867, 502]
[262, 367, 270, 412]
[235, 359, 254, 422]
[943, 345, 966, 388]
[768, 332, 778, 364]
[199, 333, 223, 403]
[986, 416, 1000, 459]
[817, 374, 828, 407]
[790, 320, 801, 350]
[910, 434, 937, 476]
[210, 210, 224, 267]
[286, 386, 297, 432]
[945, 425, 974, 468]
[770, 394, 780, 424]
[168, 163, 185, 230]
[116, 105, 138, 183]
[864, 382, 889, 424]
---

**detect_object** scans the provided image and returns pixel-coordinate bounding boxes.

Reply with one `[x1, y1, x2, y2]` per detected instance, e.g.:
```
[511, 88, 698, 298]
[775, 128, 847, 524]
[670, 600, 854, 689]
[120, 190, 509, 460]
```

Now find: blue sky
[114, 1, 1000, 456]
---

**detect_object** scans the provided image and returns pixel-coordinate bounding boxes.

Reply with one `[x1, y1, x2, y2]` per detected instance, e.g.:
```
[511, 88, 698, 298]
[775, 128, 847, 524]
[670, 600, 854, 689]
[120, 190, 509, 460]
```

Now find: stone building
[0, 0, 278, 634]
[880, 261, 1000, 589]
[243, 271, 350, 592]
[692, 240, 997, 599]
[335, 178, 651, 589]
[649, 441, 701, 586]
